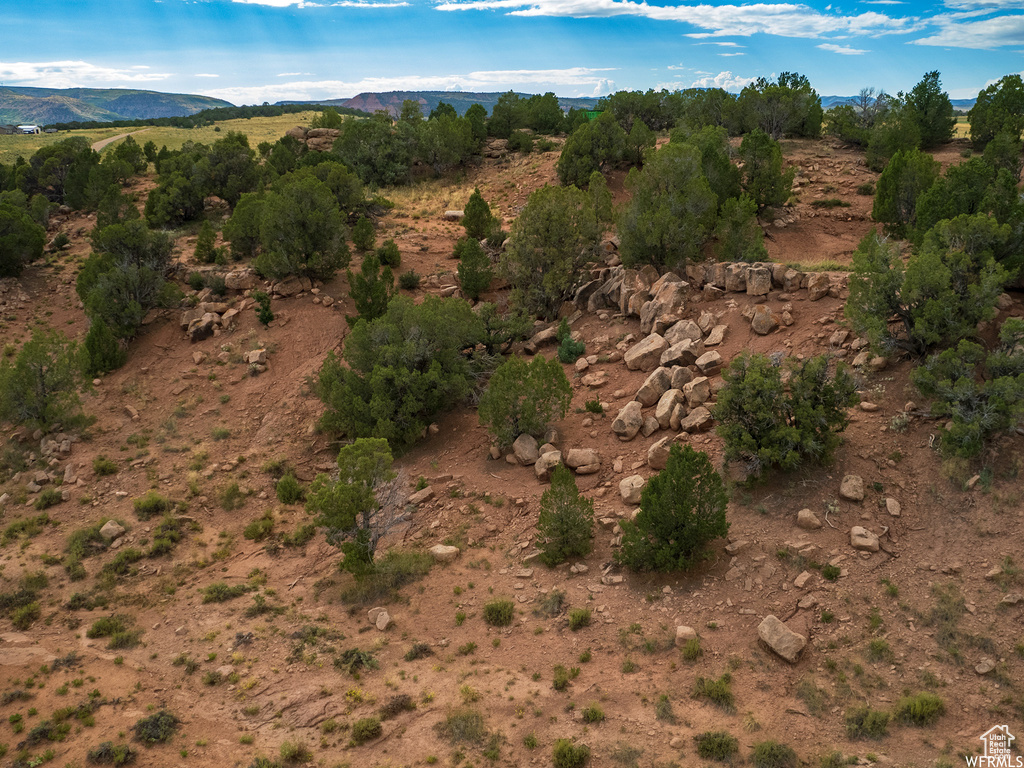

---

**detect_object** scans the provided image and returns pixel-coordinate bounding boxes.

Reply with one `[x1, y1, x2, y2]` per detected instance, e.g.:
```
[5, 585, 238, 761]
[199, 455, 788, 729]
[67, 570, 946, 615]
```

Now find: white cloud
[433, 0, 922, 39]
[199, 67, 618, 104]
[277, 72, 312, 77]
[913, 13, 1024, 46]
[695, 41, 744, 46]
[229, 0, 408, 5]
[942, 0, 1024, 8]
[862, 0, 903, 4]
[195, 73, 220, 78]
[689, 71, 756, 92]
[0, 60, 172, 88]
[719, 52, 745, 56]
[817, 42, 869, 53]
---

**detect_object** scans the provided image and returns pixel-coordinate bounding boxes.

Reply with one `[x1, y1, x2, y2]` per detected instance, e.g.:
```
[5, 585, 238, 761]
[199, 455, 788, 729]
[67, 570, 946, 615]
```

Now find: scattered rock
[885, 498, 901, 517]
[647, 434, 679, 470]
[794, 571, 813, 589]
[839, 474, 865, 501]
[675, 625, 697, 645]
[757, 615, 807, 663]
[751, 306, 778, 335]
[565, 448, 601, 470]
[796, 509, 821, 530]
[1001, 593, 1023, 606]
[513, 434, 540, 466]
[99, 520, 126, 540]
[612, 401, 645, 441]
[619, 475, 646, 505]
[975, 658, 996, 675]
[624, 333, 668, 372]
[678, 406, 713, 433]
[408, 486, 435, 505]
[428, 544, 460, 563]
[850, 526, 880, 552]
[807, 273, 831, 301]
[636, 367, 672, 406]
[694, 351, 722, 376]
[534, 451, 563, 481]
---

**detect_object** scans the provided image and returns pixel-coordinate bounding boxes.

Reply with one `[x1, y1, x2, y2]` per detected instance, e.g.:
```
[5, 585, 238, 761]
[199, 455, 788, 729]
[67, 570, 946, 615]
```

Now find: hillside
[282, 90, 599, 117]
[0, 131, 1021, 768]
[0, 87, 233, 125]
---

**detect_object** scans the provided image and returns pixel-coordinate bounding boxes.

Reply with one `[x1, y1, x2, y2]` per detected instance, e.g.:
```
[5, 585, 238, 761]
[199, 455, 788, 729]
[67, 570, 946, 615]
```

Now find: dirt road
[91, 128, 150, 152]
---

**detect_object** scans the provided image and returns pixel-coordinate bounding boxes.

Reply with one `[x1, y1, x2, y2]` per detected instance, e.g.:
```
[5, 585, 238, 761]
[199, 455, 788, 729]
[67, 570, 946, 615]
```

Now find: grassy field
[0, 111, 325, 165]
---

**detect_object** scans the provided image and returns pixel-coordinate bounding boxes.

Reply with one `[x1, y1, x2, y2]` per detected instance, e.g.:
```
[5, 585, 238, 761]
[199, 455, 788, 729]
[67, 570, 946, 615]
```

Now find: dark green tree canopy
[969, 74, 1024, 149]
[536, 465, 594, 567]
[317, 295, 489, 451]
[477, 354, 572, 449]
[0, 201, 46, 278]
[906, 71, 956, 150]
[616, 445, 730, 572]
[0, 328, 84, 429]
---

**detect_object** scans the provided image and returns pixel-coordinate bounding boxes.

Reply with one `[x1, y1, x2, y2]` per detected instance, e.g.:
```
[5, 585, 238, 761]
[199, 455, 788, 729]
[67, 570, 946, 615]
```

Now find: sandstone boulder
[534, 451, 562, 481]
[99, 520, 126, 540]
[612, 401, 644, 441]
[850, 526, 880, 552]
[565, 448, 601, 469]
[751, 306, 778, 335]
[636, 367, 672, 406]
[839, 474, 864, 501]
[655, 389, 685, 429]
[679, 406, 713, 433]
[624, 333, 668, 372]
[746, 266, 772, 296]
[683, 376, 711, 407]
[796, 509, 821, 530]
[807, 272, 831, 301]
[513, 434, 540, 466]
[757, 614, 807, 663]
[619, 475, 646, 505]
[429, 544, 460, 563]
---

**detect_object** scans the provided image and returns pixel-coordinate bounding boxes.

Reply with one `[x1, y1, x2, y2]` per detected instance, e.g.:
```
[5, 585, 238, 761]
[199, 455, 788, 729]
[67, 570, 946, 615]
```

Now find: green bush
[87, 741, 135, 765]
[617, 445, 729, 572]
[194, 221, 217, 264]
[132, 710, 179, 744]
[568, 608, 592, 631]
[455, 236, 493, 302]
[499, 185, 600, 319]
[252, 290, 274, 326]
[316, 295, 488, 452]
[434, 707, 487, 745]
[581, 704, 604, 723]
[537, 466, 593, 567]
[552, 739, 590, 768]
[695, 731, 739, 761]
[200, 582, 250, 604]
[11, 602, 40, 630]
[845, 221, 1010, 357]
[351, 717, 382, 744]
[478, 354, 572, 450]
[692, 673, 734, 712]
[101, 548, 143, 576]
[93, 456, 118, 476]
[845, 706, 889, 739]
[739, 129, 795, 211]
[0, 328, 83, 429]
[680, 637, 702, 662]
[714, 194, 768, 262]
[376, 239, 401, 268]
[463, 188, 496, 241]
[132, 491, 171, 520]
[483, 599, 515, 627]
[0, 201, 46, 278]
[87, 616, 130, 638]
[83, 317, 127, 376]
[713, 353, 857, 477]
[404, 643, 433, 662]
[275, 474, 304, 504]
[893, 692, 945, 726]
[352, 216, 376, 252]
[871, 148, 940, 238]
[244, 511, 275, 542]
[398, 270, 420, 290]
[34, 488, 63, 511]
[751, 740, 798, 768]
[278, 739, 312, 764]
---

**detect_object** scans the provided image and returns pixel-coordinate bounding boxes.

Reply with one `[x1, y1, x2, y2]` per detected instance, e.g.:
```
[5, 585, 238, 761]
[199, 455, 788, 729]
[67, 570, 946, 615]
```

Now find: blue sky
[1, 0, 1021, 104]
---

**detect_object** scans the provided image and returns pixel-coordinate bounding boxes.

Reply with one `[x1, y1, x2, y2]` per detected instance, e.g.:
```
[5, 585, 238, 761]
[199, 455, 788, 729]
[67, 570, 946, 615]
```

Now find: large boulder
[746, 266, 772, 296]
[187, 313, 218, 342]
[655, 389, 685, 429]
[704, 324, 727, 346]
[534, 451, 563, 481]
[683, 377, 711, 407]
[619, 475, 646, 505]
[663, 319, 702, 347]
[99, 520, 126, 541]
[850, 526, 880, 552]
[695, 351, 722, 376]
[639, 280, 688, 334]
[839, 474, 865, 501]
[624, 334, 668, 372]
[660, 338, 704, 367]
[670, 367, 694, 390]
[636, 367, 672, 406]
[678, 406, 713, 433]
[807, 272, 831, 301]
[224, 269, 257, 291]
[513, 434, 540, 466]
[612, 401, 644, 441]
[757, 615, 807, 663]
[565, 448, 601, 469]
[429, 544, 460, 563]
[647, 434, 678, 470]
[751, 306, 778, 335]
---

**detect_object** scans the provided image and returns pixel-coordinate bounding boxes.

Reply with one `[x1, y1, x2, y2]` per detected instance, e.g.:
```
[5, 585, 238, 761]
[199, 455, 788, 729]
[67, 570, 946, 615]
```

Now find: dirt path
[91, 127, 150, 152]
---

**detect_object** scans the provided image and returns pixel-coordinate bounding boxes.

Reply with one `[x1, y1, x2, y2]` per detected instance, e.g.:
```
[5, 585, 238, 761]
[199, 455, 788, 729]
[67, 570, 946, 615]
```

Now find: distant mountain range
[279, 91, 601, 117]
[0, 87, 232, 125]
[820, 94, 976, 111]
[0, 86, 976, 127]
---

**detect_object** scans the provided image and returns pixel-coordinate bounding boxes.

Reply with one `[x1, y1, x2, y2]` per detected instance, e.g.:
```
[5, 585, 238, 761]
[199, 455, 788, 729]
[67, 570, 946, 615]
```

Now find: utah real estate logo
[966, 726, 1022, 767]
